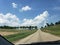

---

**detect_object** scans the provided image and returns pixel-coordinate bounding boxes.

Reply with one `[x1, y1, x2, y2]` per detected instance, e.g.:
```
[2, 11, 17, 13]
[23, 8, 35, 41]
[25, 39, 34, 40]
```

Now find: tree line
[0, 25, 18, 29]
[0, 25, 37, 30]
[20, 26, 37, 30]
[41, 21, 60, 28]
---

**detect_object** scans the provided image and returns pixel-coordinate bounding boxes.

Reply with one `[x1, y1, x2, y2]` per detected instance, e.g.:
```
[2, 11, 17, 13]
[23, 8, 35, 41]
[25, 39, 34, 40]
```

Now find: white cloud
[0, 13, 20, 26]
[12, 3, 17, 8]
[20, 6, 31, 11]
[21, 11, 49, 27]
[0, 11, 49, 27]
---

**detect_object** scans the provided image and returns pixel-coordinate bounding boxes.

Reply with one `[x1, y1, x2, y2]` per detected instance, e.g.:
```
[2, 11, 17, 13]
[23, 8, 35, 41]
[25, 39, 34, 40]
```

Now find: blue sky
[0, 0, 60, 27]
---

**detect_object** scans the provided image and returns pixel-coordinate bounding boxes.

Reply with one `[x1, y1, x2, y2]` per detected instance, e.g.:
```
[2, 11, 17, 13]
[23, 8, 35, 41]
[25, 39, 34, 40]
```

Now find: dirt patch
[0, 32, 18, 36]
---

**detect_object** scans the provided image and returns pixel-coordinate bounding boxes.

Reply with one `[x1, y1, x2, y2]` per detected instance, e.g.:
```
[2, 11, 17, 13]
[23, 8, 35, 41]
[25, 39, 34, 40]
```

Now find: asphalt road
[14, 30, 60, 45]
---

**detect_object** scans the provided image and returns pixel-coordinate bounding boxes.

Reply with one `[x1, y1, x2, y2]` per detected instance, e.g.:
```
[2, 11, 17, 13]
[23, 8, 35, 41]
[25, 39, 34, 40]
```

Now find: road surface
[14, 30, 60, 45]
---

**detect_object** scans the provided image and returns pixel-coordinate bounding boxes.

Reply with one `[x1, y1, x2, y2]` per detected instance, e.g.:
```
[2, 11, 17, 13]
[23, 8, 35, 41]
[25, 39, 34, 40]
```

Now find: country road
[14, 30, 60, 45]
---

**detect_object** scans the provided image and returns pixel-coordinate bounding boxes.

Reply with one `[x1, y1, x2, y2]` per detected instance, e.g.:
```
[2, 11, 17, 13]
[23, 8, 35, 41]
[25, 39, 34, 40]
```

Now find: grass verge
[4, 30, 37, 42]
[41, 24, 60, 37]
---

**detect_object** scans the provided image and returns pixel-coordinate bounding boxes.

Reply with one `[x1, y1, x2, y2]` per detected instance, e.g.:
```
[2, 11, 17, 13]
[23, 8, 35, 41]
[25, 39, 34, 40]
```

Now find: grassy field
[41, 24, 60, 37]
[0, 29, 37, 42]
[0, 29, 20, 36]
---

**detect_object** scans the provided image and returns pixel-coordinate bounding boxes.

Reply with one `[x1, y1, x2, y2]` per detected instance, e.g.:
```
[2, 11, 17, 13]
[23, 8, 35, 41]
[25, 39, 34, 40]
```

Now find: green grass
[4, 30, 37, 42]
[41, 24, 60, 36]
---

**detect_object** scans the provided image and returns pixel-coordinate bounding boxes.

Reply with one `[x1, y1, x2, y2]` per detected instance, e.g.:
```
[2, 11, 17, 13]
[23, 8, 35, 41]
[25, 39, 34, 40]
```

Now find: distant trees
[46, 22, 54, 27]
[44, 21, 60, 28]
[0, 25, 18, 29]
[55, 21, 60, 25]
[35, 26, 37, 29]
[0, 25, 38, 30]
[46, 22, 60, 27]
[50, 23, 54, 26]
[45, 26, 47, 27]
[46, 23, 50, 27]
[41, 27, 43, 28]
[40, 21, 60, 29]
[20, 26, 38, 30]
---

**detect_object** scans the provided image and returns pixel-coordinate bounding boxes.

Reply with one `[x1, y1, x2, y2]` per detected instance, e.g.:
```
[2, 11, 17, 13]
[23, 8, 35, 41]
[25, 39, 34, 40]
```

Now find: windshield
[0, 0, 60, 45]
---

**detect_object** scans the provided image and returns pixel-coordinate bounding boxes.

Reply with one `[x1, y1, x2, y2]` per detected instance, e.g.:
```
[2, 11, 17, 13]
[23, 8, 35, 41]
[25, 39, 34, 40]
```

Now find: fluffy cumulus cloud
[0, 13, 20, 26]
[12, 3, 17, 8]
[21, 6, 31, 11]
[21, 11, 49, 27]
[0, 11, 49, 27]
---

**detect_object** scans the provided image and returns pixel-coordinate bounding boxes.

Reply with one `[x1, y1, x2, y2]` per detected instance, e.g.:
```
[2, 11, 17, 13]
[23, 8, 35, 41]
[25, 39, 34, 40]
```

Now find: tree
[46, 23, 50, 27]
[35, 26, 37, 29]
[45, 26, 46, 27]
[55, 21, 60, 25]
[29, 26, 32, 30]
[41, 27, 43, 28]
[55, 22, 58, 25]
[57, 21, 60, 24]
[50, 23, 54, 26]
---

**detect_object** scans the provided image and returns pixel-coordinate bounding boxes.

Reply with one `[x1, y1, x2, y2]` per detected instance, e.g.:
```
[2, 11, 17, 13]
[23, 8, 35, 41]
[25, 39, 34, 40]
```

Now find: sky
[0, 0, 60, 27]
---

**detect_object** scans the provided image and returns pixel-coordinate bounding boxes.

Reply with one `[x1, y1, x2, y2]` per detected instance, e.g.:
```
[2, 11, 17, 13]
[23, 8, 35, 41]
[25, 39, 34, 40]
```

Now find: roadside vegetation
[0, 26, 37, 42]
[41, 21, 60, 37]
[4, 30, 37, 43]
